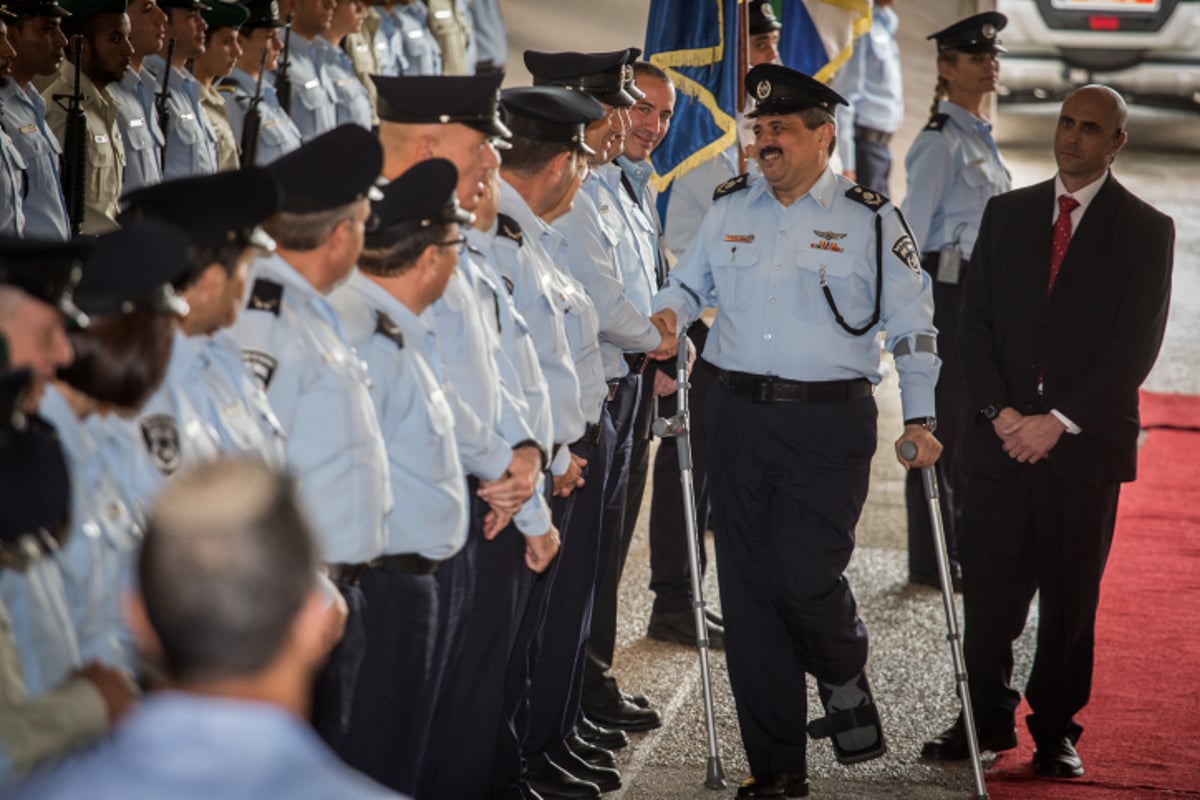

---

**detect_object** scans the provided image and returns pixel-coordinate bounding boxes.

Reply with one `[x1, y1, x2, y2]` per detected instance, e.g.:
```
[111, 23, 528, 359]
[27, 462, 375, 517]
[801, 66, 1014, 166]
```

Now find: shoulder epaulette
[713, 173, 750, 201]
[374, 310, 404, 349]
[496, 213, 523, 246]
[924, 113, 949, 132]
[845, 185, 890, 212]
[216, 82, 238, 96]
[245, 279, 283, 316]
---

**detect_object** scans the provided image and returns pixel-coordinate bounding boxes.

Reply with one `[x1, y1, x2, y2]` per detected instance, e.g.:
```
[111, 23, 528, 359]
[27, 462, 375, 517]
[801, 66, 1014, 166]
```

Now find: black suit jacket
[959, 173, 1174, 485]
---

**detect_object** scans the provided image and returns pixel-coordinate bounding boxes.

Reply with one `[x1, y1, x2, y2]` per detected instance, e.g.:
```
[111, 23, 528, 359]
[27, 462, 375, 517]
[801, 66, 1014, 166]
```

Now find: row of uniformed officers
[0, 0, 504, 238]
[0, 47, 692, 800]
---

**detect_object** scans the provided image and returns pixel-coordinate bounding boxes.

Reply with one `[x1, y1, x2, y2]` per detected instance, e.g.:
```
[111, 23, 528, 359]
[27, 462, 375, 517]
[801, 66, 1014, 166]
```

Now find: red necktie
[1047, 194, 1080, 295]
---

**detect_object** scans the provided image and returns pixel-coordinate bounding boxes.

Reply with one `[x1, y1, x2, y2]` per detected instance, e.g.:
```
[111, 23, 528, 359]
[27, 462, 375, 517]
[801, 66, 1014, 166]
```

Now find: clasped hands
[992, 407, 1065, 464]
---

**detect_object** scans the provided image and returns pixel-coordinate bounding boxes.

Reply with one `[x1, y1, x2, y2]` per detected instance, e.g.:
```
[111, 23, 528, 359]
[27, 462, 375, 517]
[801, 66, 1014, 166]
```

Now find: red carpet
[984, 392, 1200, 799]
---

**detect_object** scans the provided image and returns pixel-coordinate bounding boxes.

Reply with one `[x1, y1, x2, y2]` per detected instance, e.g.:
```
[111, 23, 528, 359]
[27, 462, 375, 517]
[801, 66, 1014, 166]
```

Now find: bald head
[1054, 84, 1128, 192]
[1068, 84, 1128, 131]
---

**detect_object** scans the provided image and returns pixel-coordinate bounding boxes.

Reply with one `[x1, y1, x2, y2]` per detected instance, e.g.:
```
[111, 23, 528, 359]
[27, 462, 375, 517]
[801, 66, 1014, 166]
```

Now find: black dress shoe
[557, 750, 621, 792]
[1033, 736, 1084, 778]
[646, 609, 725, 649]
[734, 773, 809, 798]
[524, 759, 601, 800]
[577, 718, 628, 750]
[582, 693, 662, 732]
[620, 690, 651, 709]
[909, 562, 963, 592]
[921, 718, 1018, 761]
[567, 734, 617, 768]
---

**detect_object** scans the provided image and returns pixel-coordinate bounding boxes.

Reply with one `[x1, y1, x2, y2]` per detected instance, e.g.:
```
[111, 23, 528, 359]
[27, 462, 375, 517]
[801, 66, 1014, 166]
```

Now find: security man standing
[145, 0, 219, 178]
[108, 0, 166, 192]
[276, 0, 338, 141]
[652, 64, 942, 797]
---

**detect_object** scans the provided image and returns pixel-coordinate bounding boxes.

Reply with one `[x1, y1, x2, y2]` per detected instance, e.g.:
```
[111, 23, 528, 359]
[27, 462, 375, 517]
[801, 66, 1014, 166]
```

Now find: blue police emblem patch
[892, 235, 921, 275]
[140, 414, 181, 476]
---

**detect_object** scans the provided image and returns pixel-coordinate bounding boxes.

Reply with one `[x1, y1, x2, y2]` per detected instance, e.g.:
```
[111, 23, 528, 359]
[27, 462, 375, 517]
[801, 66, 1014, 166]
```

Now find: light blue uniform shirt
[468, 0, 506, 68]
[423, 247, 551, 537]
[594, 162, 659, 315]
[496, 181, 585, 460]
[329, 270, 468, 560]
[395, 2, 442, 76]
[218, 67, 303, 166]
[39, 386, 140, 673]
[0, 126, 24, 235]
[0, 540, 79, 698]
[654, 167, 939, 420]
[227, 253, 391, 565]
[663, 144, 739, 261]
[0, 81, 69, 240]
[8, 693, 406, 800]
[200, 331, 287, 464]
[278, 35, 338, 141]
[319, 38, 373, 130]
[110, 67, 164, 192]
[833, 5, 903, 172]
[144, 56, 219, 179]
[540, 222, 606, 425]
[370, 7, 405, 77]
[901, 100, 1011, 257]
[553, 172, 661, 381]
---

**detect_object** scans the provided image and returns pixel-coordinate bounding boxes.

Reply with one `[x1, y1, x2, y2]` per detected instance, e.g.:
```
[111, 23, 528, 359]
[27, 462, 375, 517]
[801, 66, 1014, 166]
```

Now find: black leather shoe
[524, 759, 601, 800]
[577, 718, 628, 750]
[1033, 736, 1084, 778]
[557, 750, 621, 792]
[646, 609, 725, 649]
[620, 690, 651, 709]
[909, 562, 963, 592]
[921, 718, 1018, 761]
[734, 773, 809, 798]
[582, 693, 662, 732]
[567, 734, 616, 768]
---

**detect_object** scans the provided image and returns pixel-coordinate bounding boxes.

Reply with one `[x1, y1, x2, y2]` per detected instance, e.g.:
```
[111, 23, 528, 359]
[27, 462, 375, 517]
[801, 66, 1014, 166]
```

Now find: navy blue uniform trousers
[706, 380, 875, 775]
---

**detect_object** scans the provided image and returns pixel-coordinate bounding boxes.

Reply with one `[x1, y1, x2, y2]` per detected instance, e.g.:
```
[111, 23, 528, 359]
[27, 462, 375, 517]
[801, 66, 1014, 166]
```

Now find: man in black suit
[920, 85, 1174, 779]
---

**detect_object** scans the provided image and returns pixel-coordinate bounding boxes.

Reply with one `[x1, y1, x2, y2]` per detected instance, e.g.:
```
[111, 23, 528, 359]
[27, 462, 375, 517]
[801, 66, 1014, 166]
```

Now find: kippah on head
[365, 158, 474, 246]
[76, 220, 191, 317]
[0, 236, 91, 328]
[928, 11, 1008, 54]
[371, 72, 511, 139]
[268, 124, 384, 214]
[744, 63, 847, 118]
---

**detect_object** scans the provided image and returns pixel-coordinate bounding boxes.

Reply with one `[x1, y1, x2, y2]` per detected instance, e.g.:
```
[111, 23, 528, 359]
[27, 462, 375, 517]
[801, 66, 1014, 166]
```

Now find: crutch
[900, 440, 989, 799]
[651, 330, 726, 790]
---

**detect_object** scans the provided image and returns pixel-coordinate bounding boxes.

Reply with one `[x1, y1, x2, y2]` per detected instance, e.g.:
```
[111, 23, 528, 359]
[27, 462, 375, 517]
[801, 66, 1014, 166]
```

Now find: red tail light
[1088, 15, 1121, 31]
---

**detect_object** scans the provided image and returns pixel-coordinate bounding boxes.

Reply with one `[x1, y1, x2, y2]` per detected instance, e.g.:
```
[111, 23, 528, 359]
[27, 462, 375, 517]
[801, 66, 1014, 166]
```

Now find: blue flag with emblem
[778, 0, 872, 82]
[644, 0, 739, 195]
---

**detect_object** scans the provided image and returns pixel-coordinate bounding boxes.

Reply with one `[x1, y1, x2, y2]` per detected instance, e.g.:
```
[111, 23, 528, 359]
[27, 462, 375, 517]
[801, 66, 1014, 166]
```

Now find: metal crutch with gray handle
[899, 440, 989, 799]
[651, 329, 726, 790]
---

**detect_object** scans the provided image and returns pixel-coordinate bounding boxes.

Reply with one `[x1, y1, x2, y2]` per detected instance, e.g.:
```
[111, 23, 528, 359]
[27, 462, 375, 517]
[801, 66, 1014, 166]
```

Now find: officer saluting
[652, 64, 942, 797]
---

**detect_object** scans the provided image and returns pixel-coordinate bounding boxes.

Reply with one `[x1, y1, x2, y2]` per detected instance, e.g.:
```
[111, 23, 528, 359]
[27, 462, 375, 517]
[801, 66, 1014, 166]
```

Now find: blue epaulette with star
[924, 113, 950, 132]
[844, 185, 890, 212]
[712, 173, 750, 201]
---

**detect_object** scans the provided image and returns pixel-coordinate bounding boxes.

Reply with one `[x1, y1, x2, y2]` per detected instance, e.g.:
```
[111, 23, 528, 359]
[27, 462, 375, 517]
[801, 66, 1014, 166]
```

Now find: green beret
[201, 0, 248, 30]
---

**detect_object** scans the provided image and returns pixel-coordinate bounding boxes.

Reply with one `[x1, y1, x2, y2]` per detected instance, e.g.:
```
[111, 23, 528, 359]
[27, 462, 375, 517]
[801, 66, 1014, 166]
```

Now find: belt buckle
[753, 378, 773, 404]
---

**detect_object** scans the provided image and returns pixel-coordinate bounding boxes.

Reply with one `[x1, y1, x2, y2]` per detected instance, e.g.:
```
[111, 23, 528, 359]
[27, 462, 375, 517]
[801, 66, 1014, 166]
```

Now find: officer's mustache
[758, 146, 783, 159]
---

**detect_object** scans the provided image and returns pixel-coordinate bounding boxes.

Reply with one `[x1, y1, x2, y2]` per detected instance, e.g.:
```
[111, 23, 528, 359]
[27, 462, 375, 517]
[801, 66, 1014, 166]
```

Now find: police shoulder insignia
[242, 349, 278, 390]
[246, 279, 283, 316]
[496, 213, 523, 246]
[891, 234, 922, 275]
[216, 81, 238, 96]
[374, 311, 405, 349]
[139, 414, 181, 476]
[845, 185, 889, 212]
[924, 113, 950, 132]
[713, 173, 750, 201]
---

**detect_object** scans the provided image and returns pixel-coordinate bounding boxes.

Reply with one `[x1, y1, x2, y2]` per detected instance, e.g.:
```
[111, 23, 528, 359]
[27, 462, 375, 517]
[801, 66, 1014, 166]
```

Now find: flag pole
[736, 0, 749, 174]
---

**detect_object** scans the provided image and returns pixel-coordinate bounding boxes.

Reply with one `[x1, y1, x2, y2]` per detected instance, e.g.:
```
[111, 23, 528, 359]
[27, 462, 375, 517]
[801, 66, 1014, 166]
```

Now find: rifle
[54, 35, 86, 236]
[155, 37, 176, 171]
[239, 45, 269, 168]
[276, 12, 294, 115]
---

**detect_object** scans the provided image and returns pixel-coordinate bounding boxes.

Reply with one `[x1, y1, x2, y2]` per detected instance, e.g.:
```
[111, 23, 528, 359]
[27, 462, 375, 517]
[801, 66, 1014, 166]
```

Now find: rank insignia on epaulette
[374, 311, 405, 349]
[242, 349, 278, 390]
[845, 185, 888, 211]
[246, 279, 283, 315]
[140, 414, 181, 476]
[892, 234, 922, 275]
[724, 234, 755, 243]
[713, 173, 749, 201]
[497, 213, 523, 246]
[924, 113, 949, 132]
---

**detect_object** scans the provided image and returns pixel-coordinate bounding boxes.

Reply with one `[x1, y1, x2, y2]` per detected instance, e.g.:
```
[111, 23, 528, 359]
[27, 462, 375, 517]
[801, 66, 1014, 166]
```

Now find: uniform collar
[498, 178, 554, 240]
[749, 166, 840, 210]
[346, 269, 433, 342]
[940, 99, 992, 134]
[616, 155, 654, 199]
[38, 383, 91, 467]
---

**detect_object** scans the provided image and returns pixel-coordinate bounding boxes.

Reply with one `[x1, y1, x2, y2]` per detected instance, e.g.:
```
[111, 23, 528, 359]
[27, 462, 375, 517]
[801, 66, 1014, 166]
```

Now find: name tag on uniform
[433, 8, 451, 18]
[376, 41, 388, 50]
[407, 29, 424, 38]
[336, 78, 352, 87]
[130, 118, 145, 128]
[724, 234, 755, 243]
[355, 42, 368, 52]
[263, 118, 278, 129]
[93, 134, 109, 144]
[304, 78, 320, 90]
[180, 112, 196, 121]
[18, 124, 37, 134]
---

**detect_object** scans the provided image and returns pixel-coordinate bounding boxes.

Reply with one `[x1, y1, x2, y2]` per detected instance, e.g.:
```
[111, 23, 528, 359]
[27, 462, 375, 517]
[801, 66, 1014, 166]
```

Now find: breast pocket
[794, 249, 864, 324]
[85, 134, 116, 207]
[425, 385, 461, 482]
[711, 242, 760, 311]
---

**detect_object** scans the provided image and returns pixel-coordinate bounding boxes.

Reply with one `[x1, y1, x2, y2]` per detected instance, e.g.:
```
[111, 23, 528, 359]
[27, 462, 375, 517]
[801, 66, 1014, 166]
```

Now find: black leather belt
[855, 125, 893, 146]
[327, 561, 373, 586]
[376, 553, 441, 575]
[715, 368, 874, 404]
[606, 379, 620, 403]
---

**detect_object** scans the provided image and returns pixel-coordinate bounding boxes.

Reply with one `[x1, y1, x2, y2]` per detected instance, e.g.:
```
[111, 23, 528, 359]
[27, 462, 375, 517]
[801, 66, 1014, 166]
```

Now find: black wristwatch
[904, 416, 937, 432]
[981, 404, 1003, 421]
